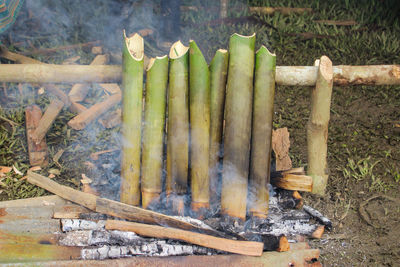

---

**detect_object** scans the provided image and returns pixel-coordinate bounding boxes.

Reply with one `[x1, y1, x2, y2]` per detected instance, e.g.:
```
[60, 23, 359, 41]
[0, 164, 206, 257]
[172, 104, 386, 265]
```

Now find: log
[120, 32, 144, 206]
[105, 220, 264, 256]
[189, 40, 211, 214]
[272, 128, 292, 171]
[69, 102, 88, 114]
[249, 46, 276, 219]
[249, 7, 312, 15]
[67, 93, 121, 130]
[307, 56, 333, 195]
[68, 54, 109, 102]
[0, 64, 398, 86]
[270, 174, 313, 192]
[209, 49, 228, 204]
[31, 99, 64, 144]
[25, 105, 49, 166]
[221, 33, 255, 221]
[141, 56, 168, 209]
[303, 205, 332, 230]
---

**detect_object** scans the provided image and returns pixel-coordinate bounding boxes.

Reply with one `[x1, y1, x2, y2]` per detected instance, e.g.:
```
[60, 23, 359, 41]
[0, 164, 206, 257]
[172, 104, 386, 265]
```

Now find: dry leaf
[0, 166, 12, 174]
[48, 174, 56, 179]
[81, 173, 93, 184]
[12, 165, 24, 175]
[29, 166, 42, 172]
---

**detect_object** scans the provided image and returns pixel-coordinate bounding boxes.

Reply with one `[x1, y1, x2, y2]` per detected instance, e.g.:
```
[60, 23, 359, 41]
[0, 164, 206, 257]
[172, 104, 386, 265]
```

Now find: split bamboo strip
[209, 49, 228, 203]
[249, 46, 276, 219]
[0, 64, 398, 86]
[68, 54, 109, 102]
[189, 40, 211, 213]
[141, 56, 169, 209]
[120, 32, 144, 206]
[166, 41, 190, 214]
[221, 33, 256, 221]
[307, 56, 333, 195]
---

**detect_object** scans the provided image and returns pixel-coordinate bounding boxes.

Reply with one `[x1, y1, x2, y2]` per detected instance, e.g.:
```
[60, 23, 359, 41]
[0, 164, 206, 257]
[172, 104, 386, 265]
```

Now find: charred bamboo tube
[189, 40, 211, 213]
[248, 46, 276, 219]
[166, 41, 190, 213]
[209, 49, 228, 203]
[221, 33, 256, 221]
[0, 64, 398, 86]
[141, 56, 169, 209]
[120, 32, 144, 206]
[307, 56, 333, 195]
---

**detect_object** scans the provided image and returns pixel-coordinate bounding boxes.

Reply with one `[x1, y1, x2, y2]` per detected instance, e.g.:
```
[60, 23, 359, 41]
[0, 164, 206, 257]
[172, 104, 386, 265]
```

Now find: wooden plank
[105, 220, 264, 256]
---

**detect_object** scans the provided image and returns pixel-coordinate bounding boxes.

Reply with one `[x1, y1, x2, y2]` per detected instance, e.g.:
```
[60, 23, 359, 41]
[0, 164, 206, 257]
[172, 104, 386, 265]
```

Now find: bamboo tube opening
[231, 32, 256, 39]
[146, 55, 168, 71]
[169, 41, 189, 59]
[123, 31, 144, 61]
[256, 45, 275, 57]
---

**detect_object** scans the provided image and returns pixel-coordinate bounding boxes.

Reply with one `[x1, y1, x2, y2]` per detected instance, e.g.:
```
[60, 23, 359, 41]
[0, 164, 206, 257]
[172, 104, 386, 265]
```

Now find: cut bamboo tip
[146, 55, 167, 71]
[231, 32, 256, 39]
[123, 30, 144, 60]
[217, 48, 228, 54]
[169, 41, 189, 59]
[319, 55, 333, 81]
[257, 45, 275, 57]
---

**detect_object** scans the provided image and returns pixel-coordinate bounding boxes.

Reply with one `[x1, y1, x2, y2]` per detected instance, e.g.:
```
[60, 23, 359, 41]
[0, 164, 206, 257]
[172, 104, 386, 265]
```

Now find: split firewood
[53, 205, 91, 219]
[68, 54, 109, 102]
[270, 174, 313, 192]
[0, 166, 12, 174]
[81, 174, 99, 196]
[31, 98, 64, 144]
[105, 220, 263, 256]
[25, 105, 49, 166]
[249, 7, 312, 15]
[21, 40, 100, 56]
[310, 225, 325, 239]
[98, 108, 121, 128]
[68, 93, 121, 130]
[69, 102, 88, 114]
[98, 83, 121, 95]
[272, 127, 292, 171]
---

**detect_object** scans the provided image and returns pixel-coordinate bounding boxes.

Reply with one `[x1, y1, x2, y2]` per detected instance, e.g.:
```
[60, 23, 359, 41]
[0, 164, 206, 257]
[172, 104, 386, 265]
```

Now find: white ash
[61, 219, 105, 232]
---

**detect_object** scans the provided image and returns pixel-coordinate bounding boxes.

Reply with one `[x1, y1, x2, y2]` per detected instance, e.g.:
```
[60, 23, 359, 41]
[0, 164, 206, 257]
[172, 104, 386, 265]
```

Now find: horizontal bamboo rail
[0, 64, 398, 85]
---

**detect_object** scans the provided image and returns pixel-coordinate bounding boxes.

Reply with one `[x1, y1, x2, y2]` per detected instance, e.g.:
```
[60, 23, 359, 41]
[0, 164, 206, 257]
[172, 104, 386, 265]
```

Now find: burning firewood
[25, 105, 49, 166]
[166, 41, 190, 215]
[120, 31, 144, 206]
[221, 33, 256, 222]
[270, 173, 313, 192]
[209, 49, 228, 204]
[141, 56, 168, 209]
[68, 54, 109, 102]
[307, 56, 333, 195]
[249, 46, 276, 219]
[189, 40, 211, 215]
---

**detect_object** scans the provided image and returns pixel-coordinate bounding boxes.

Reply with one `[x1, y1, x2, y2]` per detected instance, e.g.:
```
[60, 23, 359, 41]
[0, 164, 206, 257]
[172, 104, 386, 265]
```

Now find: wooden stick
[249, 7, 312, 15]
[31, 99, 64, 144]
[105, 220, 263, 256]
[0, 64, 398, 86]
[21, 41, 100, 56]
[270, 174, 313, 192]
[68, 55, 109, 102]
[307, 56, 333, 195]
[25, 105, 49, 166]
[68, 93, 121, 130]
[69, 102, 88, 114]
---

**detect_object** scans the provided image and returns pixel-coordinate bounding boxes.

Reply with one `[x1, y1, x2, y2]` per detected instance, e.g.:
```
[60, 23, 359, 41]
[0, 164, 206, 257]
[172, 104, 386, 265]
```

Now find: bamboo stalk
[307, 56, 333, 195]
[189, 40, 211, 214]
[248, 46, 276, 219]
[120, 32, 144, 206]
[68, 55, 109, 102]
[221, 33, 256, 221]
[166, 41, 190, 214]
[0, 64, 398, 86]
[209, 49, 228, 203]
[141, 56, 169, 209]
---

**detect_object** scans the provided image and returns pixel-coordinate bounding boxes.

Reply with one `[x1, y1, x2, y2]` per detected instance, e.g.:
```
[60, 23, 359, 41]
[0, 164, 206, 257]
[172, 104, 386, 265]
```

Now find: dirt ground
[0, 0, 399, 266]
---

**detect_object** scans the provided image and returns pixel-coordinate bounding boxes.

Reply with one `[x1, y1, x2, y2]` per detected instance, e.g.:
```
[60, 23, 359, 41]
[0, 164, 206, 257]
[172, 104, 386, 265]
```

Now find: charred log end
[276, 235, 290, 252]
[311, 225, 325, 239]
[293, 191, 304, 209]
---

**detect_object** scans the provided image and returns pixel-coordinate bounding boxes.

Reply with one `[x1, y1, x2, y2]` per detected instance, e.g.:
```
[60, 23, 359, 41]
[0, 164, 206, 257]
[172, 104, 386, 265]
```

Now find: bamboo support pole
[141, 56, 169, 209]
[221, 33, 256, 221]
[209, 49, 228, 203]
[120, 32, 144, 206]
[166, 41, 190, 214]
[0, 64, 397, 86]
[248, 46, 276, 219]
[68, 54, 109, 102]
[307, 56, 333, 195]
[189, 40, 211, 213]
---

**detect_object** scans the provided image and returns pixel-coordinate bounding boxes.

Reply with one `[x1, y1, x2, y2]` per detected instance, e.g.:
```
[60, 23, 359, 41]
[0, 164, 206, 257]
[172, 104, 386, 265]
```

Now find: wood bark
[105, 220, 264, 256]
[307, 56, 333, 195]
[0, 64, 398, 86]
[141, 56, 168, 209]
[189, 40, 210, 213]
[221, 33, 255, 221]
[120, 32, 144, 206]
[249, 46, 276, 219]
[25, 105, 49, 166]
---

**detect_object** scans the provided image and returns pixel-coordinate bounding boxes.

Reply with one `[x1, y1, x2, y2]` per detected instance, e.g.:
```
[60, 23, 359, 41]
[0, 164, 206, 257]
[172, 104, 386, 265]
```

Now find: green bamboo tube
[141, 56, 169, 209]
[209, 49, 228, 204]
[248, 46, 276, 219]
[120, 32, 144, 206]
[166, 41, 190, 213]
[221, 33, 256, 221]
[189, 40, 211, 213]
